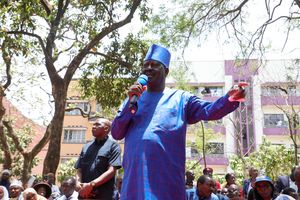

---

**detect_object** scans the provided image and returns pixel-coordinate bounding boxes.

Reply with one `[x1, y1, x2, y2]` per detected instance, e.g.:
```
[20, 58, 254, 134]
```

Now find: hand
[127, 82, 145, 99]
[78, 182, 93, 199]
[75, 181, 82, 191]
[228, 82, 248, 102]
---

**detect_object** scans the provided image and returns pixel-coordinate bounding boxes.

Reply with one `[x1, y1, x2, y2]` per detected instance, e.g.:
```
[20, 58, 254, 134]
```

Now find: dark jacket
[275, 175, 290, 193]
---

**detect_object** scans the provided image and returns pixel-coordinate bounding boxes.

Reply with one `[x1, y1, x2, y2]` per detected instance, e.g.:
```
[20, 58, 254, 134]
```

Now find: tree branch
[88, 51, 133, 69]
[1, 39, 12, 90]
[64, 0, 142, 84]
[6, 31, 47, 57]
[3, 120, 25, 154]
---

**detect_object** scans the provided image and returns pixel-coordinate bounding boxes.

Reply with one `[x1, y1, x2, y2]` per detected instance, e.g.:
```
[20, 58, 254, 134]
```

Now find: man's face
[92, 118, 110, 138]
[46, 173, 55, 184]
[249, 169, 258, 178]
[142, 60, 168, 86]
[227, 174, 236, 185]
[227, 185, 240, 200]
[61, 181, 75, 198]
[198, 180, 213, 197]
[9, 186, 22, 198]
[1, 172, 9, 180]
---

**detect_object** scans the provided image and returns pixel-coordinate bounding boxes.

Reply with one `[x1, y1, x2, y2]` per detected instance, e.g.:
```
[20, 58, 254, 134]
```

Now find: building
[2, 97, 47, 175]
[61, 59, 300, 175]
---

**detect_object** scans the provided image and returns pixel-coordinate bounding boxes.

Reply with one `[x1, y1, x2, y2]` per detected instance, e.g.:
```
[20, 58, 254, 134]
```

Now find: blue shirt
[186, 188, 220, 200]
[111, 88, 239, 200]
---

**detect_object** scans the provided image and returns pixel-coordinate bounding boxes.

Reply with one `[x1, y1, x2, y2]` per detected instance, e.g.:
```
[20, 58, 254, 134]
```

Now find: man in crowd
[111, 44, 246, 199]
[186, 175, 219, 200]
[203, 167, 221, 190]
[75, 118, 122, 199]
[0, 169, 11, 192]
[185, 170, 195, 189]
[9, 180, 23, 200]
[243, 166, 258, 198]
[58, 177, 78, 200]
[275, 166, 297, 193]
[44, 172, 60, 197]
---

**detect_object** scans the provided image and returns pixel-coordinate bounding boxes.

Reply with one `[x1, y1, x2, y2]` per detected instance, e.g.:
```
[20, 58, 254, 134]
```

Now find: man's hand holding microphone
[128, 74, 148, 114]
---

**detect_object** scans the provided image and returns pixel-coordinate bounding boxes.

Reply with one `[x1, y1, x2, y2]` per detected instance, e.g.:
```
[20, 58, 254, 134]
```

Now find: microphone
[129, 74, 148, 114]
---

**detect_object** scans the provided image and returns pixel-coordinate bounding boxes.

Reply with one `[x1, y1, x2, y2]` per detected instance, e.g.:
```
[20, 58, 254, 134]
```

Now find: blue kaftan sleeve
[111, 98, 134, 140]
[186, 93, 239, 124]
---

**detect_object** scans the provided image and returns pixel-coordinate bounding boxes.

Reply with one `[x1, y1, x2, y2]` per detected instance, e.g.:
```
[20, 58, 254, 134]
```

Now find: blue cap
[255, 176, 272, 184]
[144, 44, 171, 68]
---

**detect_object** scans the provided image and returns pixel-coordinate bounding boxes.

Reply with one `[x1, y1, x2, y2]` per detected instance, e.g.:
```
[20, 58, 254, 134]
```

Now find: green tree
[149, 1, 300, 58]
[0, 0, 150, 181]
[230, 138, 294, 183]
[0, 117, 39, 183]
[57, 158, 77, 183]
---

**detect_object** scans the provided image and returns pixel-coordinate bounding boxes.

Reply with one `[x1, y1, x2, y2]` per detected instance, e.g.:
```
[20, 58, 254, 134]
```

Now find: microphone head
[137, 74, 148, 86]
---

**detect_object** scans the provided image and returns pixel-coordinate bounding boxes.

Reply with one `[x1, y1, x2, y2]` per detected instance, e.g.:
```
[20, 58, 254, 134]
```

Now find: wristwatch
[90, 181, 96, 188]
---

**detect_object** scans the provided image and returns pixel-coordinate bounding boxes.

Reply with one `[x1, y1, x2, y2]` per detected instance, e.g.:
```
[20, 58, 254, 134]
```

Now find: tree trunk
[43, 82, 67, 175]
[22, 153, 34, 186]
[0, 87, 13, 169]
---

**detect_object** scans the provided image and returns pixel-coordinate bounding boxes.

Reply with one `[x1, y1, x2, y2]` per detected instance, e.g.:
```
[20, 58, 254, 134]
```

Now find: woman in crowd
[253, 176, 277, 200]
[0, 186, 9, 200]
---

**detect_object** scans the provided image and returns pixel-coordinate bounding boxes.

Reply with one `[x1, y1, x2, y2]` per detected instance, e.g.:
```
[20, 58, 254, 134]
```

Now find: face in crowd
[227, 184, 240, 200]
[60, 178, 76, 198]
[9, 185, 23, 198]
[197, 176, 214, 198]
[92, 118, 111, 138]
[255, 181, 273, 199]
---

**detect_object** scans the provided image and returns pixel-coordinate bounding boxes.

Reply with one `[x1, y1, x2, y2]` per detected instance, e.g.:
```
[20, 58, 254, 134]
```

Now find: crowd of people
[0, 170, 78, 200]
[185, 167, 300, 200]
[2, 166, 300, 200]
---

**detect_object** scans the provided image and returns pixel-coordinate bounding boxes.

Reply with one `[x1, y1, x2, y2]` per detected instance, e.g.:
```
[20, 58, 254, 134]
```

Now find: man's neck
[96, 135, 108, 142]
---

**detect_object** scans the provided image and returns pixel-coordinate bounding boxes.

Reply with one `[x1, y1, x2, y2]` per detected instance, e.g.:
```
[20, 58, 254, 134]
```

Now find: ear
[164, 68, 169, 76]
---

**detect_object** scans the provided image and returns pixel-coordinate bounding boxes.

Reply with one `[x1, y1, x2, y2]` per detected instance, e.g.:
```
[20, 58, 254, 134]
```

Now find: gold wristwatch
[90, 181, 96, 188]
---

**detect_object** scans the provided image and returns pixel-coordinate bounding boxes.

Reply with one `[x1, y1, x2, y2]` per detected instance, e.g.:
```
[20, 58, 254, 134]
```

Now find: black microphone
[129, 74, 148, 114]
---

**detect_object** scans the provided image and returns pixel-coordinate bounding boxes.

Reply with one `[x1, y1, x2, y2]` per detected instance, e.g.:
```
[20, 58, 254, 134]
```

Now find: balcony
[263, 127, 291, 135]
[199, 155, 228, 165]
[261, 96, 300, 106]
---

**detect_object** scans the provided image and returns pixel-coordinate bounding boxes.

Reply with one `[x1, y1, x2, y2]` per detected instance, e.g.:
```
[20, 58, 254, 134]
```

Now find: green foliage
[169, 64, 196, 93]
[79, 34, 150, 109]
[57, 158, 77, 183]
[0, 122, 38, 177]
[185, 159, 202, 180]
[229, 138, 294, 184]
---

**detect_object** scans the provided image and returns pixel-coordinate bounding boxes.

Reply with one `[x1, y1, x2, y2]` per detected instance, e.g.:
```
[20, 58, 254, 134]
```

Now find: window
[264, 114, 287, 127]
[262, 85, 299, 96]
[200, 86, 224, 97]
[65, 102, 90, 115]
[287, 86, 297, 95]
[186, 147, 199, 158]
[206, 142, 224, 155]
[261, 86, 280, 96]
[63, 129, 86, 143]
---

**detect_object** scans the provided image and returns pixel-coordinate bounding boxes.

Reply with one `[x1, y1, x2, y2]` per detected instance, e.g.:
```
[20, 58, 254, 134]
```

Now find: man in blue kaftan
[111, 44, 246, 200]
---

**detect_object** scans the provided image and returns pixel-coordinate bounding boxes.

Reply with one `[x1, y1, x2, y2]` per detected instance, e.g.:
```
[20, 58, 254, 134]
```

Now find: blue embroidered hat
[144, 44, 171, 68]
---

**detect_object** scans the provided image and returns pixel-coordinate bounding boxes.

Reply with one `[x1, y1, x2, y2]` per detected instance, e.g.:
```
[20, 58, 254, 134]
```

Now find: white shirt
[57, 191, 78, 200]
